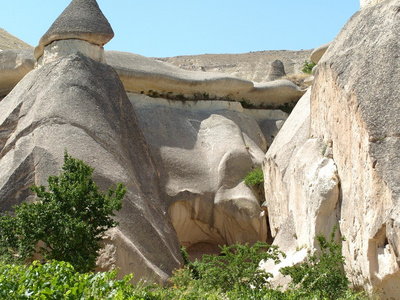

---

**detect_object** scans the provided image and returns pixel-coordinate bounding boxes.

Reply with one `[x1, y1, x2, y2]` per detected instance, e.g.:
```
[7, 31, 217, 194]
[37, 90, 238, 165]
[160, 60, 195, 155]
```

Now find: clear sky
[1, 0, 360, 57]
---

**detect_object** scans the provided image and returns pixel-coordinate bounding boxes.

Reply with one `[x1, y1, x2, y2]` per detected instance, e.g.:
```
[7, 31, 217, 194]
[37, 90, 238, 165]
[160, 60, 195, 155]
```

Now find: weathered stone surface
[311, 0, 400, 295]
[310, 42, 330, 64]
[106, 51, 253, 99]
[247, 80, 306, 107]
[0, 53, 182, 283]
[34, 0, 114, 60]
[106, 51, 305, 107]
[263, 89, 340, 243]
[0, 49, 34, 97]
[37, 39, 105, 67]
[242, 109, 288, 147]
[360, 0, 386, 9]
[129, 94, 268, 256]
[265, 59, 286, 81]
[262, 88, 340, 289]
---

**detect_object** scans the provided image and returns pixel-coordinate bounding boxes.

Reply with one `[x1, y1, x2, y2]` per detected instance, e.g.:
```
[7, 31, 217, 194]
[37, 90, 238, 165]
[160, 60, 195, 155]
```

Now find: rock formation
[0, 0, 182, 283]
[360, 0, 386, 9]
[0, 50, 35, 97]
[265, 59, 286, 81]
[129, 95, 269, 258]
[264, 0, 400, 297]
[310, 42, 330, 64]
[34, 0, 114, 66]
[3, 0, 400, 297]
[312, 0, 400, 296]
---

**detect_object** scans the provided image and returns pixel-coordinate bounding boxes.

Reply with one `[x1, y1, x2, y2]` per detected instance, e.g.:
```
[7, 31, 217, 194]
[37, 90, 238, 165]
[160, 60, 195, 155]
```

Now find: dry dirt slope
[0, 28, 32, 50]
[157, 49, 313, 83]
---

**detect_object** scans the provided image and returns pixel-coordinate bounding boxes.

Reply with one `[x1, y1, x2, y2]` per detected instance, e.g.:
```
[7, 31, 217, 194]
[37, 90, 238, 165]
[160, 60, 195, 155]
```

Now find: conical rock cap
[34, 0, 114, 60]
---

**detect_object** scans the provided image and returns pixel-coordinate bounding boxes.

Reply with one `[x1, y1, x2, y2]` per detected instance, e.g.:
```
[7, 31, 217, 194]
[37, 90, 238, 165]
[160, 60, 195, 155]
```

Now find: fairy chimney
[34, 0, 114, 66]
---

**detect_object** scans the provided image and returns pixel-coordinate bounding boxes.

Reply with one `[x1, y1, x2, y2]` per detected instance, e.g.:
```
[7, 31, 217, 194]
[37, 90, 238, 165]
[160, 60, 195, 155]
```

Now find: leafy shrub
[302, 60, 316, 74]
[0, 260, 136, 299]
[0, 151, 126, 273]
[175, 242, 284, 293]
[280, 225, 352, 299]
[244, 167, 264, 187]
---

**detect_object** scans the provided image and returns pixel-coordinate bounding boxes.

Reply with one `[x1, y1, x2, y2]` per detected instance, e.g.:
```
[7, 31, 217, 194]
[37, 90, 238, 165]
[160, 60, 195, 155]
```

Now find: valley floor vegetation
[0, 229, 373, 299]
[0, 153, 373, 299]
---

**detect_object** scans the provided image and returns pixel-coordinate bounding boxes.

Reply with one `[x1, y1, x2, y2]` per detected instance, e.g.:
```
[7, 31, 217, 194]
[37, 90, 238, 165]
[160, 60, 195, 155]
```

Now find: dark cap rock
[34, 0, 114, 60]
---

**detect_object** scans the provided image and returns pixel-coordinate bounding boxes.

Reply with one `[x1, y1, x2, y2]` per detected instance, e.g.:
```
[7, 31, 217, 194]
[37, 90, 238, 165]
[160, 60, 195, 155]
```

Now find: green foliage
[176, 242, 284, 293]
[0, 151, 126, 273]
[280, 225, 350, 299]
[0, 260, 136, 299]
[0, 239, 372, 300]
[302, 60, 316, 74]
[244, 167, 264, 187]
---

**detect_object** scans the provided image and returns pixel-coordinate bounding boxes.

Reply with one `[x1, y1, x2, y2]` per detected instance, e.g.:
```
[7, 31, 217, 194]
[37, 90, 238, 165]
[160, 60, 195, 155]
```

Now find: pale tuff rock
[310, 42, 331, 64]
[265, 59, 286, 81]
[360, 0, 386, 9]
[263, 89, 340, 248]
[247, 80, 305, 107]
[1, 0, 182, 281]
[0, 53, 182, 283]
[129, 94, 268, 256]
[106, 51, 253, 100]
[311, 0, 400, 296]
[37, 39, 105, 67]
[2, 47, 306, 108]
[262, 88, 340, 290]
[106, 51, 306, 108]
[34, 0, 113, 61]
[0, 49, 35, 97]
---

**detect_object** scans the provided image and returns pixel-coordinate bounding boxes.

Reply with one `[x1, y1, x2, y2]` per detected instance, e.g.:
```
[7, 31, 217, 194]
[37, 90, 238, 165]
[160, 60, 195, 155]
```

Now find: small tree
[0, 151, 126, 273]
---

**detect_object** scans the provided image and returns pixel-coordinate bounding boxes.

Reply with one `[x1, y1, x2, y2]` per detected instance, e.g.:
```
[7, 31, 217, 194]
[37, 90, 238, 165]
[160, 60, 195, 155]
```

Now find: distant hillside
[0, 26, 311, 85]
[0, 28, 32, 51]
[157, 49, 313, 83]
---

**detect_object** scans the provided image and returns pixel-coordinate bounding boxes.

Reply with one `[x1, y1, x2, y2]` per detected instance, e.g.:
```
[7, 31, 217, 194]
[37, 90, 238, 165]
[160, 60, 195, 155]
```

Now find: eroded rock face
[0, 49, 35, 97]
[0, 53, 182, 283]
[263, 89, 340, 248]
[265, 60, 286, 81]
[37, 39, 105, 67]
[360, 0, 386, 9]
[311, 0, 400, 295]
[129, 94, 269, 257]
[106, 51, 306, 108]
[310, 42, 330, 64]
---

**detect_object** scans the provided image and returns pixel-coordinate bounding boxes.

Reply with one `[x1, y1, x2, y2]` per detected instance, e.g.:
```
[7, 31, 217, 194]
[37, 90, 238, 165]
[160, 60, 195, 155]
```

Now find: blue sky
[1, 1, 360, 57]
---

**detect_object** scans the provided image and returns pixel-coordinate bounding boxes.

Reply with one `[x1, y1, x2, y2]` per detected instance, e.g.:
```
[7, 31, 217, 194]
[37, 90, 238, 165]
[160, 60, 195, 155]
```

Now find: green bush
[280, 225, 352, 299]
[0, 151, 126, 273]
[244, 167, 264, 187]
[0, 260, 136, 299]
[302, 60, 316, 74]
[175, 242, 284, 293]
